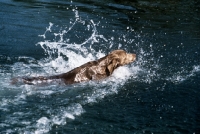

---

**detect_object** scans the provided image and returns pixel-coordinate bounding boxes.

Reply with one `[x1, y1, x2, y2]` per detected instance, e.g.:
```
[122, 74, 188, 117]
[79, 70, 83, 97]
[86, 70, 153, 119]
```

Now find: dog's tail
[11, 75, 61, 85]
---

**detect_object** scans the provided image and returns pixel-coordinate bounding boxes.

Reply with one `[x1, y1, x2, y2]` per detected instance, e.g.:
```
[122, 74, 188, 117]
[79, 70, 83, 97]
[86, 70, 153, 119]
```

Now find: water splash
[0, 9, 139, 133]
[166, 65, 200, 84]
[0, 7, 200, 134]
[36, 15, 109, 74]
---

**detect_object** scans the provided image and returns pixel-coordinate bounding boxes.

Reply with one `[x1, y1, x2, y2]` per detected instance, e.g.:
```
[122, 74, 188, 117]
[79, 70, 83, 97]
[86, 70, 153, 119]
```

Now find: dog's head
[107, 49, 136, 74]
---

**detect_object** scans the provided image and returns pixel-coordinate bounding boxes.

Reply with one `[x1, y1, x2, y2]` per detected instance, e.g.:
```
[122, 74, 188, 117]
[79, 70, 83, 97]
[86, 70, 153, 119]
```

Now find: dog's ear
[106, 54, 120, 74]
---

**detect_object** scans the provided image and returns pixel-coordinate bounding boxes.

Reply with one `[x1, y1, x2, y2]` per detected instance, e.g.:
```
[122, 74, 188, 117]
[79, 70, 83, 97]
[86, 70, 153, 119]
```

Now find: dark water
[0, 0, 200, 133]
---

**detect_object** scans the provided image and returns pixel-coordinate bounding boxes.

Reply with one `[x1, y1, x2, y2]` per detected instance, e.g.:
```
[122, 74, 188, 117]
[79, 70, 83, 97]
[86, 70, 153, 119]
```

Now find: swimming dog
[13, 50, 136, 85]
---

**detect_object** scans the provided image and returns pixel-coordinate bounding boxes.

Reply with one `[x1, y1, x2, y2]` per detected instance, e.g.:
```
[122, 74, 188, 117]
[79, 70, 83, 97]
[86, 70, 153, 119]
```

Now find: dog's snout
[132, 54, 136, 61]
[129, 53, 136, 61]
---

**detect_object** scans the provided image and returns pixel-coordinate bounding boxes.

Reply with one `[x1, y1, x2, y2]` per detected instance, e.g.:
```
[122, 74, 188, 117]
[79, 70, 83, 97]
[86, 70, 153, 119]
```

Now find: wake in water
[0, 9, 139, 133]
[0, 8, 200, 134]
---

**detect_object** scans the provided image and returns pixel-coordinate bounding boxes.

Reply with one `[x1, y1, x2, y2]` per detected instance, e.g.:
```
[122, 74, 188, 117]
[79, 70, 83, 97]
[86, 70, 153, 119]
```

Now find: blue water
[0, 0, 200, 133]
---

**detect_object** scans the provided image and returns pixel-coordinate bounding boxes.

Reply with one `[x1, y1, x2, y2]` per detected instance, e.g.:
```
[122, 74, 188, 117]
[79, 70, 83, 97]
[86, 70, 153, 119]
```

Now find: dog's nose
[132, 54, 136, 61]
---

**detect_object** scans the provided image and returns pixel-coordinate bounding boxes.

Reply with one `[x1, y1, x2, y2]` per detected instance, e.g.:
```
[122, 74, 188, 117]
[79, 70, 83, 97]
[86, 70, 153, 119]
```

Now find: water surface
[0, 0, 200, 133]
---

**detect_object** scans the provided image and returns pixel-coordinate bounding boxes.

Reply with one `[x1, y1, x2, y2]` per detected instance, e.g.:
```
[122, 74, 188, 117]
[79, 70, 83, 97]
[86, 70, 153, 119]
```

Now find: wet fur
[13, 50, 136, 85]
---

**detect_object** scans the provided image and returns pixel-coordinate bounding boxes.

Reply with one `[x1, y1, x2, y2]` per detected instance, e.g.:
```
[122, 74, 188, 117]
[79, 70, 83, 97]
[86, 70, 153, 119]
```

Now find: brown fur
[16, 50, 136, 85]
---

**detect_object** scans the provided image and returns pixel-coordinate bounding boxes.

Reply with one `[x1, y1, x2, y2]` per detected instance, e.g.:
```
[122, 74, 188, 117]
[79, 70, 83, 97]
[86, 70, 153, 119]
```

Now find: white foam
[166, 65, 200, 84]
[34, 103, 85, 132]
[192, 65, 200, 73]
[35, 117, 51, 134]
[112, 66, 131, 79]
[63, 112, 75, 120]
